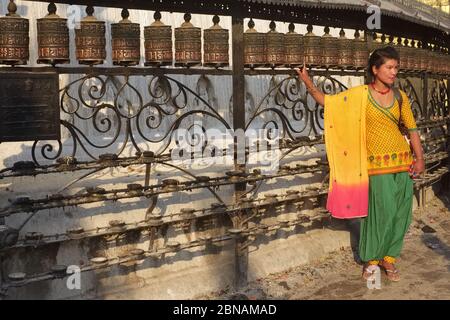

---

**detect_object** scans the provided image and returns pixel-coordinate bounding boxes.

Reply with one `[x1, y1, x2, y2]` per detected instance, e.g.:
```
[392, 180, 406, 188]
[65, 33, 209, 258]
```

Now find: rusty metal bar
[231, 9, 249, 290]
[0, 66, 435, 78]
[1, 204, 334, 290]
[0, 137, 325, 178]
[1, 186, 329, 251]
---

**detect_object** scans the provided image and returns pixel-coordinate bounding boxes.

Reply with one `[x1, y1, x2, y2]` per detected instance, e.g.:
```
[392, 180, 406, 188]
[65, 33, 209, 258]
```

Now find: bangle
[416, 157, 424, 160]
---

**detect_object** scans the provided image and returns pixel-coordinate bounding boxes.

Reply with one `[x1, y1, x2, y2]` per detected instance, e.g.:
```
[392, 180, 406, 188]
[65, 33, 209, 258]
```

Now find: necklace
[371, 83, 390, 95]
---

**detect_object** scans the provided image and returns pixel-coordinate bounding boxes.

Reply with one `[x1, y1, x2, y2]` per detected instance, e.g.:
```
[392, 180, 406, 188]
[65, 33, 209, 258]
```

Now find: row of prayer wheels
[389, 38, 450, 74]
[1, 1, 449, 74]
[0, 2, 229, 67]
[244, 21, 370, 69]
[245, 20, 450, 74]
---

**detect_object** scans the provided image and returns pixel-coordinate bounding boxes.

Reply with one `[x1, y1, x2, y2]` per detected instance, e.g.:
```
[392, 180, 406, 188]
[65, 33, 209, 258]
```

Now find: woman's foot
[379, 257, 400, 282]
[362, 261, 380, 281]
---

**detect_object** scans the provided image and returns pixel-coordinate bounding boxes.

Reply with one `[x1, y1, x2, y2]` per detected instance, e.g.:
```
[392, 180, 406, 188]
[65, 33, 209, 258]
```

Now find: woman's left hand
[409, 158, 425, 178]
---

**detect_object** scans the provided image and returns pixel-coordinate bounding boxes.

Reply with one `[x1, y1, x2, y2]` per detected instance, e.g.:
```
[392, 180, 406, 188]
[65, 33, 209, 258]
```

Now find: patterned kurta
[366, 89, 417, 176]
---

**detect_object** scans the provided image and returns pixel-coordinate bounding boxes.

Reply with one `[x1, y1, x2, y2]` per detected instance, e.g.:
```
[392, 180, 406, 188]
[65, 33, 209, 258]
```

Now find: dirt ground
[205, 194, 450, 300]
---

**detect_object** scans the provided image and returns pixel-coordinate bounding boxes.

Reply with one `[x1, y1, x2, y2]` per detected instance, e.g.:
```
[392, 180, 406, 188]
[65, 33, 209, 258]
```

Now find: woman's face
[372, 58, 399, 85]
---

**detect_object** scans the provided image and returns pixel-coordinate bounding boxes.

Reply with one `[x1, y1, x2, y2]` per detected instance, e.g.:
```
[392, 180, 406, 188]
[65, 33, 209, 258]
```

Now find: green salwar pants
[359, 171, 414, 262]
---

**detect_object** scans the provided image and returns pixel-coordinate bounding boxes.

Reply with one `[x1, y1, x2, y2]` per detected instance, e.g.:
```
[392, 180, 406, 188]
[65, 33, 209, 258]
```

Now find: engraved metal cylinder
[266, 21, 285, 68]
[437, 50, 443, 74]
[303, 25, 321, 67]
[203, 15, 229, 68]
[437, 50, 445, 74]
[403, 40, 414, 71]
[111, 9, 140, 66]
[75, 6, 106, 65]
[320, 26, 338, 68]
[244, 19, 265, 68]
[396, 39, 409, 71]
[426, 48, 435, 73]
[353, 31, 368, 70]
[175, 13, 201, 67]
[370, 33, 383, 52]
[0, 1, 29, 66]
[37, 3, 69, 65]
[446, 52, 450, 75]
[418, 44, 428, 72]
[337, 29, 353, 69]
[435, 50, 444, 74]
[285, 23, 303, 68]
[447, 53, 450, 75]
[408, 41, 419, 71]
[144, 12, 172, 67]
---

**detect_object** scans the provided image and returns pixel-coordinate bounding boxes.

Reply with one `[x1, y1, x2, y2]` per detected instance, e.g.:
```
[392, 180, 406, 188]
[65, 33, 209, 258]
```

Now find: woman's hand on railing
[295, 61, 325, 106]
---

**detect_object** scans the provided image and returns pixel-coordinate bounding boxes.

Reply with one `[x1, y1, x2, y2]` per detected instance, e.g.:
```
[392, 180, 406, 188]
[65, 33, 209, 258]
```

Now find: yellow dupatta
[324, 85, 369, 219]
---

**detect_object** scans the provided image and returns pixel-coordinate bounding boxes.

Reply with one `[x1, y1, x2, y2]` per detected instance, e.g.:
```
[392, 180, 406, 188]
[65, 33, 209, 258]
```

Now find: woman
[296, 46, 425, 282]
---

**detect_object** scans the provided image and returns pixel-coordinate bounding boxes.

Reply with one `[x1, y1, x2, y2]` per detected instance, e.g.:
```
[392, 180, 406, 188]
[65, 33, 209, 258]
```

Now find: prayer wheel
[144, 11, 172, 67]
[203, 15, 229, 68]
[284, 23, 303, 68]
[266, 21, 285, 68]
[396, 38, 409, 71]
[353, 30, 368, 70]
[0, 0, 29, 66]
[436, 48, 445, 74]
[320, 26, 338, 69]
[175, 13, 201, 67]
[244, 19, 266, 68]
[303, 25, 321, 68]
[337, 29, 353, 69]
[370, 33, 383, 52]
[404, 39, 415, 71]
[37, 2, 69, 65]
[111, 9, 140, 66]
[444, 49, 450, 75]
[426, 46, 435, 73]
[75, 6, 106, 65]
[417, 42, 426, 72]
[410, 40, 421, 71]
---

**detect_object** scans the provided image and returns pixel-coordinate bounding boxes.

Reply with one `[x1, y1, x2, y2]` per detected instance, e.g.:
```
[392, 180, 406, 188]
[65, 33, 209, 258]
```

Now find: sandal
[362, 263, 380, 281]
[379, 259, 400, 282]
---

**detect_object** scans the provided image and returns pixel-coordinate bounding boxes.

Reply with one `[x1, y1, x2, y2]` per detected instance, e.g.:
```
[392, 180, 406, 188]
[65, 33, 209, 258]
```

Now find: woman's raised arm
[296, 61, 325, 106]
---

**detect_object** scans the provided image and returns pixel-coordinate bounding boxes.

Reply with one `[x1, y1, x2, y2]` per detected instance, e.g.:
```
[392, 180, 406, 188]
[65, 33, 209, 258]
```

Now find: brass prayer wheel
[203, 15, 229, 68]
[444, 49, 450, 75]
[303, 25, 321, 68]
[445, 51, 450, 75]
[0, 0, 29, 66]
[370, 33, 383, 52]
[438, 48, 446, 74]
[403, 39, 415, 72]
[285, 23, 303, 68]
[320, 26, 338, 69]
[353, 30, 368, 70]
[266, 21, 285, 68]
[144, 11, 172, 67]
[111, 9, 140, 66]
[426, 46, 435, 73]
[244, 19, 266, 68]
[37, 3, 69, 65]
[438, 50, 445, 74]
[409, 40, 420, 72]
[430, 47, 438, 74]
[420, 43, 430, 72]
[175, 13, 201, 67]
[75, 6, 106, 65]
[396, 38, 409, 71]
[337, 29, 353, 69]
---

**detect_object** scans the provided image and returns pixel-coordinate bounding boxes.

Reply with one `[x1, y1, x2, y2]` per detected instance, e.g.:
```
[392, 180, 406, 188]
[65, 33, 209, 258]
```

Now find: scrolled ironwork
[31, 73, 231, 166]
[246, 74, 347, 138]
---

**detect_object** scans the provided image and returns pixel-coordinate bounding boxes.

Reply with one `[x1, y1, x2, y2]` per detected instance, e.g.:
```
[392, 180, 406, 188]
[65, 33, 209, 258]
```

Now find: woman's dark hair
[368, 46, 400, 79]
